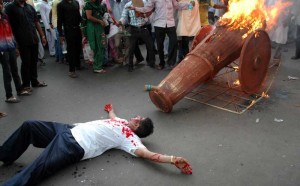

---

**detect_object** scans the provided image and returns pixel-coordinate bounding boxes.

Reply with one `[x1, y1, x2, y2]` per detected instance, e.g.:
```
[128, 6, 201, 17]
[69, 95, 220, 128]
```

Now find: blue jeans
[0, 120, 84, 186]
[0, 50, 22, 99]
[55, 28, 64, 62]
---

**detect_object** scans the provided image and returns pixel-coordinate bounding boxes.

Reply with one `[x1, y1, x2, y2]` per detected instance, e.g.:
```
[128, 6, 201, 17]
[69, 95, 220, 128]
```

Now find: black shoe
[291, 56, 300, 60]
[128, 66, 133, 72]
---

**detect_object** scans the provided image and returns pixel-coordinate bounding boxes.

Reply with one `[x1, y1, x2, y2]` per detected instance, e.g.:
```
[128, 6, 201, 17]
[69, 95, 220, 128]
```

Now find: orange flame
[262, 92, 270, 98]
[219, 0, 293, 39]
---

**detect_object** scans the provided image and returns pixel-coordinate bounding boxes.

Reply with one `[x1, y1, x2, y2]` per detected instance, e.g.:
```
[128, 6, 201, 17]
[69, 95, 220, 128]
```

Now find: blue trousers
[54, 28, 64, 62]
[0, 120, 84, 186]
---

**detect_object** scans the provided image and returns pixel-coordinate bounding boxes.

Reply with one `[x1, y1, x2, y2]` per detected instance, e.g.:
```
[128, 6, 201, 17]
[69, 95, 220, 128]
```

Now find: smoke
[265, 0, 298, 42]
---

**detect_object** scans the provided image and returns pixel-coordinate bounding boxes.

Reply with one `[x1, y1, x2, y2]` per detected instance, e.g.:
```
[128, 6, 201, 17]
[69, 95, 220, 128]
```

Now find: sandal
[32, 82, 47, 87]
[69, 72, 79, 78]
[94, 69, 106, 74]
[23, 87, 33, 92]
[17, 90, 31, 96]
[0, 112, 7, 118]
[5, 97, 20, 103]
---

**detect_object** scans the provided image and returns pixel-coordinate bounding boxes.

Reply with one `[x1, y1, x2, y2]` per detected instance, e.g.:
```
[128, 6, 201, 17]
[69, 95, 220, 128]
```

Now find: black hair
[135, 117, 154, 138]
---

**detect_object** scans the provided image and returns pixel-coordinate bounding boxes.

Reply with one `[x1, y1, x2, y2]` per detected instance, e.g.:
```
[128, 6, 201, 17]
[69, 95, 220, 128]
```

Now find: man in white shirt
[40, 0, 56, 56]
[0, 104, 192, 186]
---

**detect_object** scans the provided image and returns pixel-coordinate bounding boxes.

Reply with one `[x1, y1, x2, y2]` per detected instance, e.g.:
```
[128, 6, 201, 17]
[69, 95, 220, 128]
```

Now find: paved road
[0, 43, 299, 186]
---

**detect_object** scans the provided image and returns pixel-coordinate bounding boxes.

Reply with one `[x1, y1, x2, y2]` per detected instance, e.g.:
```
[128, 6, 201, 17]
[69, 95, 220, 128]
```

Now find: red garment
[0, 13, 16, 52]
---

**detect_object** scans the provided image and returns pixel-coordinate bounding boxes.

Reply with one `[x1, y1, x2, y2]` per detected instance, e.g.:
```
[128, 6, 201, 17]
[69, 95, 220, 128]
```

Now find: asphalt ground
[0, 43, 299, 186]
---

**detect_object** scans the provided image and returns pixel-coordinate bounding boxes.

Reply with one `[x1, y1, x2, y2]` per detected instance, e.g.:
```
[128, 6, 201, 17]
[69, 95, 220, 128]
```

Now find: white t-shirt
[71, 117, 145, 160]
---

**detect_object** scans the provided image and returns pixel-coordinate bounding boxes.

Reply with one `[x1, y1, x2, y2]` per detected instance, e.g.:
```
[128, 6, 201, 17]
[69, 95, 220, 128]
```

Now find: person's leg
[93, 45, 105, 71]
[2, 128, 84, 186]
[273, 43, 282, 60]
[166, 26, 178, 67]
[128, 27, 139, 71]
[29, 44, 40, 86]
[8, 50, 22, 93]
[65, 31, 76, 73]
[48, 29, 56, 56]
[293, 25, 300, 59]
[142, 28, 155, 67]
[0, 52, 13, 99]
[134, 40, 144, 63]
[18, 46, 32, 88]
[155, 26, 166, 68]
[177, 36, 183, 62]
[181, 36, 190, 60]
[75, 29, 83, 69]
[36, 31, 45, 65]
[114, 33, 123, 61]
[0, 120, 69, 164]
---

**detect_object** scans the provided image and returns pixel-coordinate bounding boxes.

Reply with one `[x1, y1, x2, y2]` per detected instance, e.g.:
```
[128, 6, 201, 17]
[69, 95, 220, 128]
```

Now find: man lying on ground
[0, 104, 192, 186]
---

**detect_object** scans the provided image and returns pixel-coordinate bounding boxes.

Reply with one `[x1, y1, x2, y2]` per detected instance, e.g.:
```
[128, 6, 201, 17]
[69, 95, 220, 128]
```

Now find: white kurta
[40, 0, 56, 55]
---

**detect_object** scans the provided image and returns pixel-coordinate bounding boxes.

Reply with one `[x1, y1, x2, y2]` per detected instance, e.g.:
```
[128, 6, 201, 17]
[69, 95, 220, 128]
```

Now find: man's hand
[16, 48, 20, 57]
[118, 21, 123, 26]
[41, 37, 47, 46]
[190, 0, 195, 7]
[104, 103, 113, 112]
[127, 5, 135, 10]
[174, 157, 193, 174]
[104, 103, 116, 119]
[60, 36, 65, 45]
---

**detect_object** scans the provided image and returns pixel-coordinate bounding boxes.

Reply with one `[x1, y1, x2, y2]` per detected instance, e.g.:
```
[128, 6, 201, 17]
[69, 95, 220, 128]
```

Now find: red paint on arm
[150, 153, 163, 163]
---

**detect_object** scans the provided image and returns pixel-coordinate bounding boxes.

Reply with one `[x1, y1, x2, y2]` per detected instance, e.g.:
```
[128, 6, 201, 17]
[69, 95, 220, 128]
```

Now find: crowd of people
[0, 0, 228, 106]
[0, 0, 299, 108]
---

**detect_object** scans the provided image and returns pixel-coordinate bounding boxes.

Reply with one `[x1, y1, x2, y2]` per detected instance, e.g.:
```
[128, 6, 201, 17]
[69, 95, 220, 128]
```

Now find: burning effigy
[146, 0, 292, 113]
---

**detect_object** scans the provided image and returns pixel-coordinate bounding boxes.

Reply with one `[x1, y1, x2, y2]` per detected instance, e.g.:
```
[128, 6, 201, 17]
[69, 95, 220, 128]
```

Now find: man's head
[128, 116, 154, 138]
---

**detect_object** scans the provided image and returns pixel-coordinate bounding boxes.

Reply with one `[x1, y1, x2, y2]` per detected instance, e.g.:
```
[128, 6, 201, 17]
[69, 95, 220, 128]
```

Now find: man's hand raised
[127, 6, 135, 10]
[104, 103, 113, 112]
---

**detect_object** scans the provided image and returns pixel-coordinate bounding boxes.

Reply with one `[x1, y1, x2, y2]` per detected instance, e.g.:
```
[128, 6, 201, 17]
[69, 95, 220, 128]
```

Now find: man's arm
[119, 2, 130, 25]
[132, 0, 154, 13]
[104, 104, 116, 119]
[57, 2, 64, 43]
[35, 20, 47, 46]
[40, 4, 50, 30]
[134, 148, 193, 174]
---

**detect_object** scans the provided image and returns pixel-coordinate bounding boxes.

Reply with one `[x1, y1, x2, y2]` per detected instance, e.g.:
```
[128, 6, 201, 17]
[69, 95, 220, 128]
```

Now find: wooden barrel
[149, 26, 249, 112]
